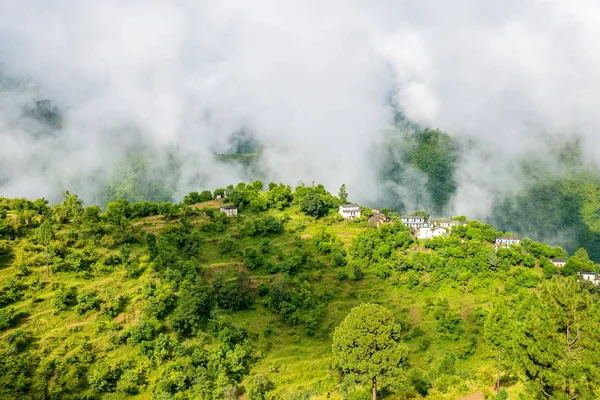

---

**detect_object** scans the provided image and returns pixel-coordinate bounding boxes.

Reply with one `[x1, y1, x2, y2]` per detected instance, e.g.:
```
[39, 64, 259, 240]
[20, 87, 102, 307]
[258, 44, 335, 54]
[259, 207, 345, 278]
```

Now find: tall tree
[512, 278, 600, 399]
[338, 184, 348, 204]
[37, 220, 54, 276]
[484, 299, 513, 391]
[332, 303, 407, 400]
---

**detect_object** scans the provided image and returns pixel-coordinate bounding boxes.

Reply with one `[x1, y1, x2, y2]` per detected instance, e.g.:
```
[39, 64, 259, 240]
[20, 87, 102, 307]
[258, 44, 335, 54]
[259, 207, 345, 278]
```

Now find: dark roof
[220, 206, 237, 210]
[341, 203, 359, 208]
[579, 270, 595, 275]
[497, 236, 520, 240]
[551, 258, 566, 263]
[402, 215, 425, 220]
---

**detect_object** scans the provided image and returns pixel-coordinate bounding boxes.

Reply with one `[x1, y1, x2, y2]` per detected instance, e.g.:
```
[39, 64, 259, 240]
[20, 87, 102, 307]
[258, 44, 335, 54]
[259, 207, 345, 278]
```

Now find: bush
[53, 286, 77, 311]
[247, 374, 273, 400]
[76, 290, 101, 314]
[352, 265, 363, 281]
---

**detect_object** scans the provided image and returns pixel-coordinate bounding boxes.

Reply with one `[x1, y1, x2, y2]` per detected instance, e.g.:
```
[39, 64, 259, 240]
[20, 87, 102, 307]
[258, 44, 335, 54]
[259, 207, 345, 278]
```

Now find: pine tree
[484, 299, 513, 391]
[37, 220, 54, 276]
[338, 184, 348, 204]
[332, 303, 408, 400]
[512, 278, 600, 399]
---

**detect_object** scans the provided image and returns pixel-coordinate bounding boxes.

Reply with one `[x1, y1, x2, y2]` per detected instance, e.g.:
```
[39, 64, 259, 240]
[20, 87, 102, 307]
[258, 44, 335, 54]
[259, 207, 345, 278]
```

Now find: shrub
[76, 290, 101, 314]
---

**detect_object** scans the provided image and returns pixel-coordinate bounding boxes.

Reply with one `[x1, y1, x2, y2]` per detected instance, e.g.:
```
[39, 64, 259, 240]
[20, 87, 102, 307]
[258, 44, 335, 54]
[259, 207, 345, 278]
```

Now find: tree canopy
[332, 303, 408, 399]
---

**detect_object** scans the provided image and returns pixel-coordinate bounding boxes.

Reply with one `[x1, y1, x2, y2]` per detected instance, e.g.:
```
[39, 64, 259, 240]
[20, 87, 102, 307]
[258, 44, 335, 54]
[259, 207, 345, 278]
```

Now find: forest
[1, 182, 599, 400]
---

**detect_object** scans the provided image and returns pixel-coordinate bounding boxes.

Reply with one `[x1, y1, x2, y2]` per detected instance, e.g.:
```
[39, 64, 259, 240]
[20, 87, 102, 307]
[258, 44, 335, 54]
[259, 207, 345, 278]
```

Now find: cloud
[0, 0, 599, 215]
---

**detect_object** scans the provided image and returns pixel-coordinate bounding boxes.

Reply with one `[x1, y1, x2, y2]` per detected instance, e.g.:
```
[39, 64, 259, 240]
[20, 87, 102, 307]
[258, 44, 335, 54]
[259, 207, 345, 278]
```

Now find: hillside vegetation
[1, 182, 599, 400]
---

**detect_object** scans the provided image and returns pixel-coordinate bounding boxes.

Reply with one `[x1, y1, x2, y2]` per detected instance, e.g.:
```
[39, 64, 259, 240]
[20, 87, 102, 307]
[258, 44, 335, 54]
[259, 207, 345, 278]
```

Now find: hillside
[1, 182, 599, 400]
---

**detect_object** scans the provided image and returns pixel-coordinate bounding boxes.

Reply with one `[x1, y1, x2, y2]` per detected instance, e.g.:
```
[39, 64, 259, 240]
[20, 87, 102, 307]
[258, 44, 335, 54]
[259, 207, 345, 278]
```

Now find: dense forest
[1, 182, 599, 399]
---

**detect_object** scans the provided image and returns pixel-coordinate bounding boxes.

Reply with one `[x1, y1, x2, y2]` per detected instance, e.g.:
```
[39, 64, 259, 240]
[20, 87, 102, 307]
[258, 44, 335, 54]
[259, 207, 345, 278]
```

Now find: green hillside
[1, 183, 599, 399]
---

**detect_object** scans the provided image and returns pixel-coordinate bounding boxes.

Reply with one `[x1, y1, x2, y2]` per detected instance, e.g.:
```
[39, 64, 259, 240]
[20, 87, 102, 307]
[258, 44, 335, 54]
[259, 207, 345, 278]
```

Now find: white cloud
[0, 0, 599, 213]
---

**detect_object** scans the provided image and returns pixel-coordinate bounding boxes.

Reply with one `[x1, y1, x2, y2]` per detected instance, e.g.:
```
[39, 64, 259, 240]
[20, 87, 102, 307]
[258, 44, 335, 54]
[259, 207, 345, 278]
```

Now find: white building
[417, 226, 448, 240]
[437, 219, 465, 228]
[339, 204, 361, 220]
[551, 258, 566, 268]
[579, 271, 600, 285]
[220, 206, 238, 216]
[402, 215, 427, 228]
[495, 236, 520, 248]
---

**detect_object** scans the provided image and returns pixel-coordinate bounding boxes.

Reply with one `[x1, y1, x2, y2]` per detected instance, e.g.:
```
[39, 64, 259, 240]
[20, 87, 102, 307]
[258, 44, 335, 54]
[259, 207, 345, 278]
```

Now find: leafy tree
[338, 184, 348, 204]
[300, 192, 329, 217]
[512, 278, 600, 399]
[36, 220, 54, 276]
[183, 190, 213, 205]
[484, 299, 513, 391]
[266, 183, 293, 210]
[332, 303, 408, 400]
[247, 374, 273, 400]
[55, 191, 83, 224]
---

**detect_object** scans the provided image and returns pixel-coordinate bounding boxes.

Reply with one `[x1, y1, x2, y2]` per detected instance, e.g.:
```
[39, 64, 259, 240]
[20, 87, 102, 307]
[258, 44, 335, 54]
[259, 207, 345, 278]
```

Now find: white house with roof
[551, 258, 566, 268]
[578, 271, 600, 285]
[437, 219, 466, 228]
[402, 215, 427, 228]
[339, 204, 361, 220]
[220, 206, 238, 216]
[495, 236, 520, 248]
[417, 226, 448, 240]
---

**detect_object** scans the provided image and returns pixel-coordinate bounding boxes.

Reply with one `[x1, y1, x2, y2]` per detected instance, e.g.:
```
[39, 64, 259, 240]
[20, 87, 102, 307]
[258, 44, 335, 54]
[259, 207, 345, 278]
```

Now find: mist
[1, 0, 600, 222]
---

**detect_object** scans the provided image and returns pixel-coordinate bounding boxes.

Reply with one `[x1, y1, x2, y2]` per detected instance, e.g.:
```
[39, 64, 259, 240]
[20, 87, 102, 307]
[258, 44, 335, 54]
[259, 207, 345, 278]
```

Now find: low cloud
[0, 1, 599, 218]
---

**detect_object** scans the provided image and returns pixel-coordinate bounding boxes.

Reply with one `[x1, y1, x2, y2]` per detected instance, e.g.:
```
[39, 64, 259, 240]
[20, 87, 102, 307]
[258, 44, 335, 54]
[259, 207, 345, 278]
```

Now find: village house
[437, 219, 466, 228]
[339, 204, 361, 220]
[220, 205, 238, 216]
[578, 271, 600, 285]
[417, 226, 448, 240]
[216, 194, 223, 201]
[551, 258, 566, 268]
[495, 236, 520, 248]
[368, 210, 390, 228]
[401, 215, 427, 228]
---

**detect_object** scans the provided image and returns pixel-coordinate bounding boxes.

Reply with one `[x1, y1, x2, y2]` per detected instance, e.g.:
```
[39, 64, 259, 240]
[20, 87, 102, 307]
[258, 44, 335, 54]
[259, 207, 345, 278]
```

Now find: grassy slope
[0, 202, 535, 399]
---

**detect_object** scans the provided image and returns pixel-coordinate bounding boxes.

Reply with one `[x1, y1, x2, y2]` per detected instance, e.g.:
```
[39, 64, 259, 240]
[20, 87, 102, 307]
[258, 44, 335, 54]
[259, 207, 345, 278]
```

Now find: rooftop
[497, 236, 520, 240]
[220, 206, 237, 210]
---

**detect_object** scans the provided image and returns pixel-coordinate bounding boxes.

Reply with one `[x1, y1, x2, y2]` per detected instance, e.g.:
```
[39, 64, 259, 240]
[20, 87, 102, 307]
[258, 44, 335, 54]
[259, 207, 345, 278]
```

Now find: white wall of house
[339, 205, 360, 220]
[417, 227, 432, 239]
[220, 207, 238, 216]
[432, 227, 447, 237]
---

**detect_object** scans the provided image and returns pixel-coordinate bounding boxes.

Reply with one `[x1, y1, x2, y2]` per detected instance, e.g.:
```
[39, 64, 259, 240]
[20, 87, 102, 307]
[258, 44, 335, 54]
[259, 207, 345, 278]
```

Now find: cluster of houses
[233, 201, 599, 285]
[400, 215, 467, 239]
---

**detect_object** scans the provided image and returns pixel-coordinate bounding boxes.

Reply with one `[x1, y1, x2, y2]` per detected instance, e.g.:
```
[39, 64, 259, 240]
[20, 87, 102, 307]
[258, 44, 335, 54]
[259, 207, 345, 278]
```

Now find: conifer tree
[512, 278, 600, 399]
[37, 220, 54, 276]
[484, 299, 513, 391]
[338, 184, 348, 204]
[332, 303, 407, 400]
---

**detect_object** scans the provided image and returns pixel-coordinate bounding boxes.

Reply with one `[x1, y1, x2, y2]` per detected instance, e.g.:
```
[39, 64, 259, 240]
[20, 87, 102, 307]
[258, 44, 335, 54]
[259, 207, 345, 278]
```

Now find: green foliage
[333, 303, 408, 395]
[76, 289, 101, 314]
[53, 286, 77, 311]
[379, 128, 459, 213]
[296, 184, 336, 217]
[512, 278, 600, 399]
[338, 184, 348, 204]
[2, 181, 600, 399]
[247, 374, 274, 400]
[183, 190, 213, 205]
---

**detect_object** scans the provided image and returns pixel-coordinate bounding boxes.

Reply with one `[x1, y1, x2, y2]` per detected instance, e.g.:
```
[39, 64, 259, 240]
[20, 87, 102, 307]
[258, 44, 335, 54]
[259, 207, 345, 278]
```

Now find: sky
[0, 0, 599, 217]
